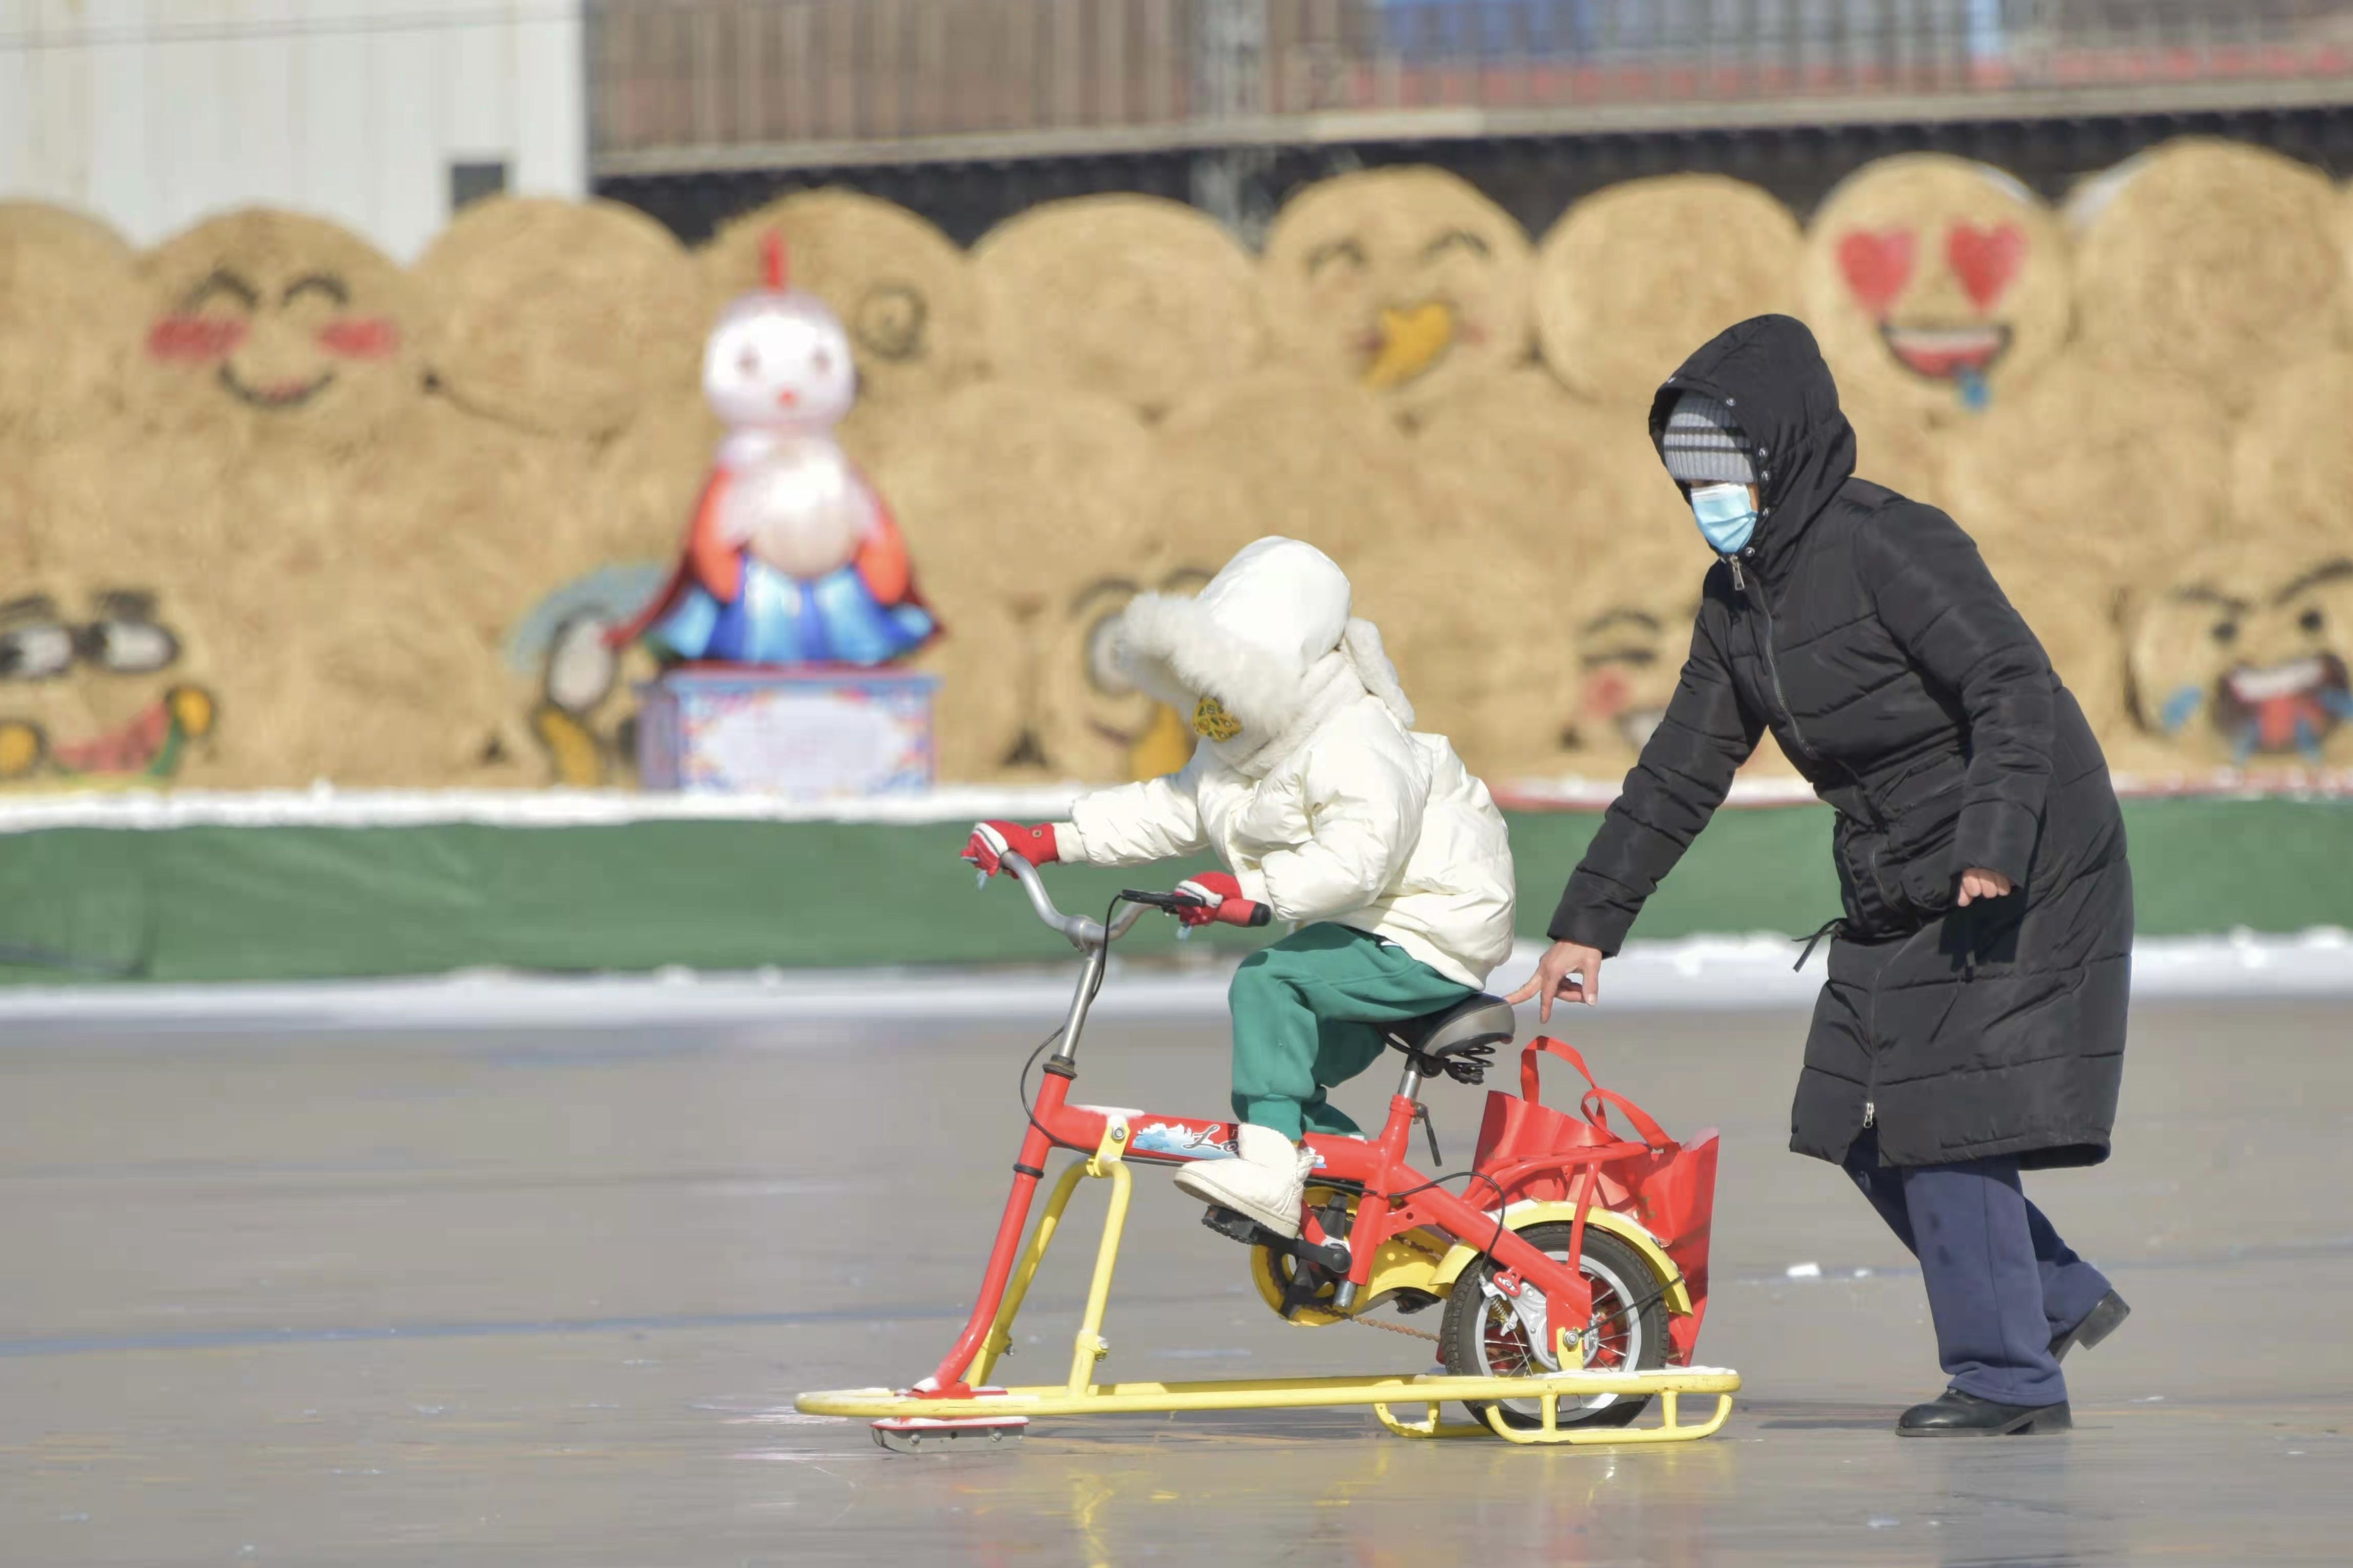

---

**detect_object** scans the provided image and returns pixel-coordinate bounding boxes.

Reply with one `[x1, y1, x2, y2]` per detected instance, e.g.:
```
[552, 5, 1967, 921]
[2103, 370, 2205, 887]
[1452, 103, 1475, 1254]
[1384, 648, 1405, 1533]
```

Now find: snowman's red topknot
[762, 231, 789, 292]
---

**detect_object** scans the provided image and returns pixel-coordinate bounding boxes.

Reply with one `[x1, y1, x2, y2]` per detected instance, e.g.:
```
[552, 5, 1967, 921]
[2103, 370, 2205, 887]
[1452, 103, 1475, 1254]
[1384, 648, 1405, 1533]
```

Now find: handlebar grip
[1240, 902, 1272, 928]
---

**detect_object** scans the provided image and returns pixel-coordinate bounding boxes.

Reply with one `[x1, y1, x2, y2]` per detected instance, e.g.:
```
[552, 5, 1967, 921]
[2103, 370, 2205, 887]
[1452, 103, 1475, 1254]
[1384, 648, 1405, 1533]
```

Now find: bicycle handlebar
[997, 850, 1153, 951]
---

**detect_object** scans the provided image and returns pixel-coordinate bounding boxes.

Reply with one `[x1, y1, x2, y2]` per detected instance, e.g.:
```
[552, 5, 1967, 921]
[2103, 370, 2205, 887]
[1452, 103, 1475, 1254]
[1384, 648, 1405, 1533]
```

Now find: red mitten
[963, 821, 1058, 878]
[1173, 871, 1270, 928]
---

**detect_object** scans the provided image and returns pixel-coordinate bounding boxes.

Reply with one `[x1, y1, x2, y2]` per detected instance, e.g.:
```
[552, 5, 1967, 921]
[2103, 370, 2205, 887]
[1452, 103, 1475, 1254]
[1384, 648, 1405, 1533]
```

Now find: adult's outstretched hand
[1506, 939, 1604, 1020]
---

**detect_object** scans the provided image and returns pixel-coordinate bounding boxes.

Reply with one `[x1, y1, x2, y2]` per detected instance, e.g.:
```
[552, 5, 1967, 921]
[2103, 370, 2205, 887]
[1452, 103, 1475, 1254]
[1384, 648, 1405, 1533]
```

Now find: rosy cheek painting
[145, 315, 249, 361]
[315, 316, 401, 360]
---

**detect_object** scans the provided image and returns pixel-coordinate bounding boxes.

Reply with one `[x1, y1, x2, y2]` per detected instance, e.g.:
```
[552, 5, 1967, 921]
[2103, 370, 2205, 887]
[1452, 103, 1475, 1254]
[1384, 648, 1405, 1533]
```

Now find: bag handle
[1521, 1036, 1674, 1151]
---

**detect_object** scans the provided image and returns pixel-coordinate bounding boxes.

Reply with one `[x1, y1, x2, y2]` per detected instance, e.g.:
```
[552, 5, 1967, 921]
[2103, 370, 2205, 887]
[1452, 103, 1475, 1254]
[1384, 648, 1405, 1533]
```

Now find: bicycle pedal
[1201, 1204, 1269, 1248]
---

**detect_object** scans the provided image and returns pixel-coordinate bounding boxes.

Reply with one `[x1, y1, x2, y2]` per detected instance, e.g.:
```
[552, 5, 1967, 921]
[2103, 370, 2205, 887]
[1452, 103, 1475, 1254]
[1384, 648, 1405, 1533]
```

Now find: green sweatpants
[1226, 922, 1477, 1140]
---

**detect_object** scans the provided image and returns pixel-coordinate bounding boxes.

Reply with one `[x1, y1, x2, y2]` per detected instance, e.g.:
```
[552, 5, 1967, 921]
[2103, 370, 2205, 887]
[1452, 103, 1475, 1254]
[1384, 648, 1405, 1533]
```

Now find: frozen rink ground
[1, 992, 2348, 1565]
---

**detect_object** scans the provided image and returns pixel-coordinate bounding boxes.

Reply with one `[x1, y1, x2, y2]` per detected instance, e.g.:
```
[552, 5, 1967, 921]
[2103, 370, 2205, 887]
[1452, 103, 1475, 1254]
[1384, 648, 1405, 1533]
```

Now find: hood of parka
[1112, 535, 1414, 776]
[1649, 313, 1859, 581]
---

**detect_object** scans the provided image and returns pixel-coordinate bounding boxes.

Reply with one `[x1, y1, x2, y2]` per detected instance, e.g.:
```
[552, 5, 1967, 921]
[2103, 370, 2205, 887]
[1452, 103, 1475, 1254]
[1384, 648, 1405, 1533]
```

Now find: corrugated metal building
[0, 1, 587, 259]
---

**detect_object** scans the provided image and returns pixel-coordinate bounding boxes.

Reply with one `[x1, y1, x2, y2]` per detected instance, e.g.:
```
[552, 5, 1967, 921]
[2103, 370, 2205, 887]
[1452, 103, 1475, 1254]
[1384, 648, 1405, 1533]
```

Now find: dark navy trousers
[1844, 1129, 2113, 1407]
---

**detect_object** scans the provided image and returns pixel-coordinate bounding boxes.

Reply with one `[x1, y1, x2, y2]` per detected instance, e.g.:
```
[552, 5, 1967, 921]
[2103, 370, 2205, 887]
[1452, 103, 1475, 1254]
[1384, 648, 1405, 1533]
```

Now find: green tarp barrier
[0, 798, 2341, 983]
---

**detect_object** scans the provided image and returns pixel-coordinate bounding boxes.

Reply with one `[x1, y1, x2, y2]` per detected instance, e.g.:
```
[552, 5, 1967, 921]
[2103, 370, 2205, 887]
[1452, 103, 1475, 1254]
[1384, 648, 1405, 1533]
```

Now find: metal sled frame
[797, 1119, 1739, 1445]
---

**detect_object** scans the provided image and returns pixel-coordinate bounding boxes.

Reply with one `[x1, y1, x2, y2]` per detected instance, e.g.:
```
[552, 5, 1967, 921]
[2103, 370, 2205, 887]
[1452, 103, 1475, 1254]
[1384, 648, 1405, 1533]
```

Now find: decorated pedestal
[636, 668, 937, 797]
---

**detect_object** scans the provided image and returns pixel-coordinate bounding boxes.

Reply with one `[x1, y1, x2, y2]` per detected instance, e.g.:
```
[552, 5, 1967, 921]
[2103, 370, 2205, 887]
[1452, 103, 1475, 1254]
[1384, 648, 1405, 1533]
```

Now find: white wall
[0, 0, 586, 261]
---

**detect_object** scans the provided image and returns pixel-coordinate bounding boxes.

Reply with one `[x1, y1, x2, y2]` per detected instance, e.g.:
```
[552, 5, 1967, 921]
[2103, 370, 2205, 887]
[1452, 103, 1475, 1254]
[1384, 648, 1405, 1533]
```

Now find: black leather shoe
[2050, 1289, 2130, 1363]
[1896, 1388, 2072, 1436]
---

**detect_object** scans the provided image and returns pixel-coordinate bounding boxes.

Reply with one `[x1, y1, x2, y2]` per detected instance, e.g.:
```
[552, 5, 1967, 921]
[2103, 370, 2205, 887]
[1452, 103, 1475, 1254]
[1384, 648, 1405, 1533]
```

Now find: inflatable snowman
[615, 235, 934, 666]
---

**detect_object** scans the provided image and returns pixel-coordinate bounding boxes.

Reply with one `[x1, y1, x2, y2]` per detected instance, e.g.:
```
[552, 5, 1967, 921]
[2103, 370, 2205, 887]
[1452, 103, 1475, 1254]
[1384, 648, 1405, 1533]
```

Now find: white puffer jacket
[1055, 538, 1517, 990]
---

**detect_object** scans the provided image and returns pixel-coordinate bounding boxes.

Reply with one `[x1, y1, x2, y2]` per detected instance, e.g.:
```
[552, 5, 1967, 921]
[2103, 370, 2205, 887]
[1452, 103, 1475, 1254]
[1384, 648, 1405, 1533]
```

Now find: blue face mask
[1689, 483, 1758, 555]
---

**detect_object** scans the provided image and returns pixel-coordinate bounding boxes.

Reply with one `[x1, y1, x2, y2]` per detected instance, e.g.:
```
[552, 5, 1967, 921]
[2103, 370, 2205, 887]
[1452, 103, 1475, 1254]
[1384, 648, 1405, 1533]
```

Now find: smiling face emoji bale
[135, 210, 427, 446]
[1261, 167, 1533, 420]
[1799, 155, 2069, 425]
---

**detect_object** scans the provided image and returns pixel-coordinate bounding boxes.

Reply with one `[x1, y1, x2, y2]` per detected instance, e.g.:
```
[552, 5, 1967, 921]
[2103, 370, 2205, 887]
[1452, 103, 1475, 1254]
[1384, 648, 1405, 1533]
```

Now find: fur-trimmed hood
[1113, 537, 1413, 773]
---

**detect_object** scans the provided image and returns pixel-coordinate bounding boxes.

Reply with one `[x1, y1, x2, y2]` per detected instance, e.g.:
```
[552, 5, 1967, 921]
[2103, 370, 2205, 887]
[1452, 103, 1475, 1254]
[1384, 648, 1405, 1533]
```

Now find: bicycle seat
[1384, 994, 1516, 1085]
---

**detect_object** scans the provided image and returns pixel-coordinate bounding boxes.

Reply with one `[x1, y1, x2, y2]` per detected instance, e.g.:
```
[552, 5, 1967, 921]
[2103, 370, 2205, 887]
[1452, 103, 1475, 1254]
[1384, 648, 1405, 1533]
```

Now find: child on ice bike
[963, 537, 1516, 1239]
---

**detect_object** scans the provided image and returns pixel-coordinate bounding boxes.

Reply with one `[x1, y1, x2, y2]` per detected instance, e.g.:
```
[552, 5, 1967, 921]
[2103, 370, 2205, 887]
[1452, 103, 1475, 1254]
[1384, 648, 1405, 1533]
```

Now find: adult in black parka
[1511, 315, 2134, 1436]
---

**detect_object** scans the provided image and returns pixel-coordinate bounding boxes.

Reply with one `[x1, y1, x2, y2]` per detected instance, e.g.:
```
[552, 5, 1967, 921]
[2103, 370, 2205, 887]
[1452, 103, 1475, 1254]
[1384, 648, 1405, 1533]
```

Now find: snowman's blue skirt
[651, 562, 932, 666]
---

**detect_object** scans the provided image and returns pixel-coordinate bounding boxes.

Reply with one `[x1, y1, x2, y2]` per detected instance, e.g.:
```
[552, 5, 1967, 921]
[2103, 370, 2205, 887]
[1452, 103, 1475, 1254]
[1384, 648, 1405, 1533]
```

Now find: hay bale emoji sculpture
[1536, 175, 1803, 407]
[1033, 566, 1214, 785]
[134, 209, 430, 452]
[416, 196, 703, 441]
[2124, 541, 2353, 769]
[974, 194, 1264, 421]
[864, 381, 1161, 781]
[0, 587, 218, 787]
[2069, 138, 2344, 418]
[594, 236, 936, 770]
[1261, 167, 1534, 422]
[1799, 155, 2070, 426]
[0, 203, 138, 444]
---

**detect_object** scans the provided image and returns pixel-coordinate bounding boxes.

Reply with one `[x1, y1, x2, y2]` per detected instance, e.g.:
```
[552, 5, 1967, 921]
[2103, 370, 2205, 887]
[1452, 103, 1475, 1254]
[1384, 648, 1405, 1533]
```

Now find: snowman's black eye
[2300, 606, 2325, 634]
[2212, 619, 2239, 645]
[737, 347, 760, 378]
[812, 349, 833, 374]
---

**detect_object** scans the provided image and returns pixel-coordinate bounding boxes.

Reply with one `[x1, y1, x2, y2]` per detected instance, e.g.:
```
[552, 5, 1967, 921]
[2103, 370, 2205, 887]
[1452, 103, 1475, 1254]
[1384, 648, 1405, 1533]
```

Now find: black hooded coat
[1547, 316, 2131, 1170]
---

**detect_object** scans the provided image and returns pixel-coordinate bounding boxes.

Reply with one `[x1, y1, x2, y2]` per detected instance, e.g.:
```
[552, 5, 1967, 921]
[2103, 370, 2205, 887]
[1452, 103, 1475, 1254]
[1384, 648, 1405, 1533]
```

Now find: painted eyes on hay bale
[2302, 608, 2327, 634]
[853, 283, 928, 362]
[1420, 229, 1492, 264]
[1305, 238, 1368, 277]
[1836, 223, 2026, 315]
[145, 267, 398, 363]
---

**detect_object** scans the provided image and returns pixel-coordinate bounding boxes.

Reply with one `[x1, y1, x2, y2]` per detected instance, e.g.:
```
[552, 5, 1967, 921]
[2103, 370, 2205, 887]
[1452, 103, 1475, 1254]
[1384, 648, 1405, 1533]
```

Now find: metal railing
[588, 0, 2353, 171]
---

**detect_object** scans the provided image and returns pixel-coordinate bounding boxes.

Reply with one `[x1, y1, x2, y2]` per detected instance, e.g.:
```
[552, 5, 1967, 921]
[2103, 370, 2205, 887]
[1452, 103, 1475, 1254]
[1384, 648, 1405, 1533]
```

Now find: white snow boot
[1173, 1123, 1315, 1238]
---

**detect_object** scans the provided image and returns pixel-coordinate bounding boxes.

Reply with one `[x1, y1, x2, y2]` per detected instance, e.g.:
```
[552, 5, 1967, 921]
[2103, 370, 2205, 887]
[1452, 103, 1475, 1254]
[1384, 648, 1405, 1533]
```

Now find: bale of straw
[701, 188, 979, 407]
[1153, 368, 1443, 563]
[1536, 176, 1802, 406]
[861, 381, 1162, 779]
[1798, 154, 2071, 426]
[1412, 369, 1683, 564]
[972, 195, 1263, 421]
[2068, 138, 2343, 416]
[131, 208, 436, 452]
[1031, 563, 1215, 785]
[1840, 391, 1954, 510]
[2228, 349, 2353, 546]
[0, 203, 139, 440]
[1944, 346, 2232, 583]
[415, 196, 702, 440]
[1261, 167, 1535, 421]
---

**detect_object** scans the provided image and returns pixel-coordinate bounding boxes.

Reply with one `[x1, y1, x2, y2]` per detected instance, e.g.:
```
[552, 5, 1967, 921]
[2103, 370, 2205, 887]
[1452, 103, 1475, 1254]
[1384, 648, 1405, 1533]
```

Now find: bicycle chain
[1348, 1312, 1439, 1344]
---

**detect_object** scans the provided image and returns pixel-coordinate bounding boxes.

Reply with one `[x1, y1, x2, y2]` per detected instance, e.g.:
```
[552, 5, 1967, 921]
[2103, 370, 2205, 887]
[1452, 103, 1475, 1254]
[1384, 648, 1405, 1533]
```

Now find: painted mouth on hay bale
[1877, 321, 2011, 382]
[2212, 652, 2350, 757]
[218, 363, 335, 409]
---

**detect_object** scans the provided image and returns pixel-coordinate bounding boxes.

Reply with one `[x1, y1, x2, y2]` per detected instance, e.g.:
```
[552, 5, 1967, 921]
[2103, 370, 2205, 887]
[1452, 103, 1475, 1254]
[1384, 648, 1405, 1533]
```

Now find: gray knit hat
[1659, 392, 1756, 486]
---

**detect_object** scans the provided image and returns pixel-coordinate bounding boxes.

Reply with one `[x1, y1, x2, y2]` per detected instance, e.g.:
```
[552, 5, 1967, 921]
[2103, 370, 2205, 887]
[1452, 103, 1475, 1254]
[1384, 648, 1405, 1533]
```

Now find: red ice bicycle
[797, 852, 1739, 1449]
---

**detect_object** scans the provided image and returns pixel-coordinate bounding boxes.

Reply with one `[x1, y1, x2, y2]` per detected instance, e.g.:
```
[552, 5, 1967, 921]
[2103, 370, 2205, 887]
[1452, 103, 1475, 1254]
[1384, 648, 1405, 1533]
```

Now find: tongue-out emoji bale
[1799, 154, 2070, 427]
[2125, 540, 2353, 770]
[1535, 175, 1802, 406]
[1261, 167, 1533, 422]
[133, 209, 431, 451]
[416, 196, 702, 441]
[973, 194, 1264, 421]
[2069, 138, 2344, 418]
[700, 189, 978, 412]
